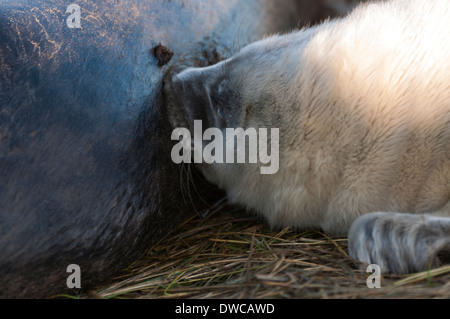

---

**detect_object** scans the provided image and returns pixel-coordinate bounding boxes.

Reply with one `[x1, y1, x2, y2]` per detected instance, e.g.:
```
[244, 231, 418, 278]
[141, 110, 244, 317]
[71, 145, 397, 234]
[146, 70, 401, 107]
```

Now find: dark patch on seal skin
[194, 48, 223, 67]
[154, 43, 174, 67]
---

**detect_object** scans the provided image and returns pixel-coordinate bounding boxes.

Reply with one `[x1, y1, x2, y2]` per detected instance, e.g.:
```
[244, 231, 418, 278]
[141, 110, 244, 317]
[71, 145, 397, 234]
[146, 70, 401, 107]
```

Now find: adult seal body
[0, 0, 303, 298]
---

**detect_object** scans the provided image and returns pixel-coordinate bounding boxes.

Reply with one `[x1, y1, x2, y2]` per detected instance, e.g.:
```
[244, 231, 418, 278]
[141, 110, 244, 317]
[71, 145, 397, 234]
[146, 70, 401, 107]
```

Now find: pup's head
[163, 30, 315, 196]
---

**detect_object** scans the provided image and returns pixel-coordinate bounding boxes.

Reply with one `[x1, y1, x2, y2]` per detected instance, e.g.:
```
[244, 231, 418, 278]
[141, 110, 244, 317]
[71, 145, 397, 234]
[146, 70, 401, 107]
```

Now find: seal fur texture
[164, 0, 450, 274]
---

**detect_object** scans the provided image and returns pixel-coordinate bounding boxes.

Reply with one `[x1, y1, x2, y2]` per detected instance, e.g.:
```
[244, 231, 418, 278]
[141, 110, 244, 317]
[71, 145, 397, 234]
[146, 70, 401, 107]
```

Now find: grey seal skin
[0, 0, 303, 298]
[164, 0, 450, 275]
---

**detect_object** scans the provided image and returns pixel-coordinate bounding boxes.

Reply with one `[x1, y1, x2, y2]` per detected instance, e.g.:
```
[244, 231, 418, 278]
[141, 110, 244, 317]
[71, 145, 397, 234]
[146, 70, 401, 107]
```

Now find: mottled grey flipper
[348, 212, 450, 274]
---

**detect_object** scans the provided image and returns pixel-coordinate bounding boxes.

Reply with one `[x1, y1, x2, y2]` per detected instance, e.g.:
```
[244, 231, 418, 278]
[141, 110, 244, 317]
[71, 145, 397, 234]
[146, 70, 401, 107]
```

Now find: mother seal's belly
[0, 0, 305, 298]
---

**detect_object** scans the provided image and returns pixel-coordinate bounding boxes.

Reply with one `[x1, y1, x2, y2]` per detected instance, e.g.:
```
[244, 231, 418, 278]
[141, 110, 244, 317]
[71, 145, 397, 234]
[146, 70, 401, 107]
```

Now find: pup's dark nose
[163, 68, 214, 132]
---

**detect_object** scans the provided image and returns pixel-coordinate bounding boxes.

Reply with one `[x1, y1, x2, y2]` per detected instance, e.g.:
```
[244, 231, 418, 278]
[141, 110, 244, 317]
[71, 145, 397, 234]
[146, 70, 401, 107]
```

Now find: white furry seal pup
[164, 0, 450, 274]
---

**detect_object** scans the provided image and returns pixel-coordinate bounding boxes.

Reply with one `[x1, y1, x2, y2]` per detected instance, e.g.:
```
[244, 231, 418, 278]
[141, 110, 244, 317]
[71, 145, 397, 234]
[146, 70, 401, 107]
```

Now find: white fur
[165, 0, 450, 273]
[202, 0, 450, 235]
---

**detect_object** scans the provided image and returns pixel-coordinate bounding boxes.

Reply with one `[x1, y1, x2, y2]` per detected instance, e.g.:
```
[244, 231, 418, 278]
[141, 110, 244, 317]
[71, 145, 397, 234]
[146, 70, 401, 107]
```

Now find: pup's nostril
[162, 76, 172, 95]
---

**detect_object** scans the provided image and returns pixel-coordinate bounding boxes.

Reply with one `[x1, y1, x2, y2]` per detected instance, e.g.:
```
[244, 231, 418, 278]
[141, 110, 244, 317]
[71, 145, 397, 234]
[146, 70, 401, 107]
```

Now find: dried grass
[88, 204, 450, 299]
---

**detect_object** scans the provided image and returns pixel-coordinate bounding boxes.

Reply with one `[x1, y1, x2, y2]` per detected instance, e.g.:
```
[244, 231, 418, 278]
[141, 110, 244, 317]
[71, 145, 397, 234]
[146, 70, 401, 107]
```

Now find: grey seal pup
[164, 0, 450, 274]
